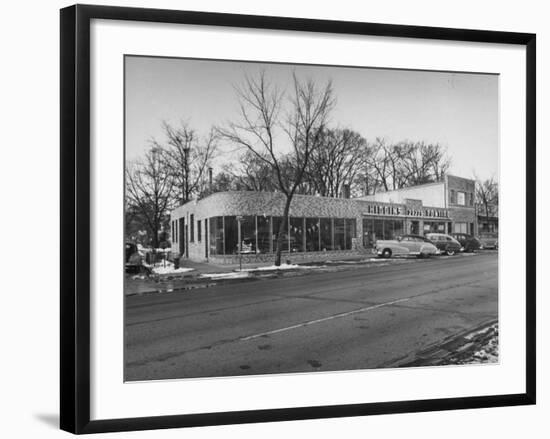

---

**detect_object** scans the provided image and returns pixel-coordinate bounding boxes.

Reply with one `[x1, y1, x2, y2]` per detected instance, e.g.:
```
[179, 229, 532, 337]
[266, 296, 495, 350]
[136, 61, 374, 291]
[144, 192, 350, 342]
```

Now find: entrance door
[204, 219, 209, 259]
[410, 221, 419, 235]
[184, 224, 189, 258]
[178, 218, 185, 256]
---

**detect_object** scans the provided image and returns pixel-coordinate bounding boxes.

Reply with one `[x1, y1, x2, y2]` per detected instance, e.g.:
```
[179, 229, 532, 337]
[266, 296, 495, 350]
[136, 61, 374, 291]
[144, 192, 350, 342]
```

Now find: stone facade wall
[207, 249, 363, 265]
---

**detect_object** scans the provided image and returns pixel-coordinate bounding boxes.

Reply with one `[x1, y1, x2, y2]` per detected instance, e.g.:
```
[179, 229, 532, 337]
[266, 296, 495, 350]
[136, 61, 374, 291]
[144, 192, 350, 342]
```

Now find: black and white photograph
[124, 56, 499, 382]
[1, 0, 545, 436]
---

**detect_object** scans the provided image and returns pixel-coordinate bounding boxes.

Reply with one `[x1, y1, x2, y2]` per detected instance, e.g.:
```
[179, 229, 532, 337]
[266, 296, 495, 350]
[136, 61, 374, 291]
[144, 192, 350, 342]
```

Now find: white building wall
[360, 182, 446, 208]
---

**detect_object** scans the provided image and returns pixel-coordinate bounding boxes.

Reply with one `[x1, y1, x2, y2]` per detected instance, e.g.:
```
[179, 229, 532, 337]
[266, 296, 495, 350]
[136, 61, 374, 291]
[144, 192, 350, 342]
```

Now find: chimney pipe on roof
[208, 167, 213, 191]
[342, 184, 351, 199]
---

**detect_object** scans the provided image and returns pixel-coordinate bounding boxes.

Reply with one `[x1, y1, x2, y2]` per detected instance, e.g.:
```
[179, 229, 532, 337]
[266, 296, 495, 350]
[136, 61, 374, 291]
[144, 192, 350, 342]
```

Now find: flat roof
[171, 190, 450, 220]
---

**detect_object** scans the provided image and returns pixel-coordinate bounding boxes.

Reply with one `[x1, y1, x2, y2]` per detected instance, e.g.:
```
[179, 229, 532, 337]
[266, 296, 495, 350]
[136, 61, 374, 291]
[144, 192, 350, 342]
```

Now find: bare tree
[158, 121, 218, 204]
[362, 139, 450, 193]
[222, 150, 281, 192]
[475, 176, 499, 223]
[398, 141, 450, 186]
[218, 71, 335, 265]
[365, 138, 392, 192]
[126, 146, 175, 249]
[302, 128, 367, 197]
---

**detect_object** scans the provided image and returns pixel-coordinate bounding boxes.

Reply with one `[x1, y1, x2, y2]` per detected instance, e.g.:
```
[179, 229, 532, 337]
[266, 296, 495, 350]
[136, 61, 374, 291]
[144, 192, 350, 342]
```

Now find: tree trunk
[151, 220, 160, 249]
[485, 202, 490, 232]
[274, 196, 292, 266]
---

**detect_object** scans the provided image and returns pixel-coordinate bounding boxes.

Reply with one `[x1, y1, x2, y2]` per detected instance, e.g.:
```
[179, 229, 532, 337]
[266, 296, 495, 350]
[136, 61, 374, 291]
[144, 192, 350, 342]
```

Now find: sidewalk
[125, 252, 397, 296]
[125, 250, 495, 296]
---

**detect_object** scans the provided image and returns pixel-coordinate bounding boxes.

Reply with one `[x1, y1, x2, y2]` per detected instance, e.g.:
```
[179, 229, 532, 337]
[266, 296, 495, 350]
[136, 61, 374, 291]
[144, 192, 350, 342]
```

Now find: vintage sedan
[374, 234, 439, 259]
[425, 233, 462, 255]
[478, 232, 498, 250]
[451, 233, 482, 252]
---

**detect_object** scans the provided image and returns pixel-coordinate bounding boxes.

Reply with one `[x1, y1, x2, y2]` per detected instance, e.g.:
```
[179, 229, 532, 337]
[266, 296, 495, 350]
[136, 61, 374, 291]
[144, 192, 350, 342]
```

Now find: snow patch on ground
[446, 323, 499, 365]
[150, 262, 195, 275]
[200, 272, 250, 280]
[471, 337, 499, 363]
[238, 263, 322, 272]
[463, 322, 499, 363]
[464, 322, 498, 340]
[326, 258, 390, 264]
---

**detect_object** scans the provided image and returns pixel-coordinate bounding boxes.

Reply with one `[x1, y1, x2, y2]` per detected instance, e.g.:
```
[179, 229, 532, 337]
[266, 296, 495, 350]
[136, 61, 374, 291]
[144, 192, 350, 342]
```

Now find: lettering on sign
[364, 204, 448, 218]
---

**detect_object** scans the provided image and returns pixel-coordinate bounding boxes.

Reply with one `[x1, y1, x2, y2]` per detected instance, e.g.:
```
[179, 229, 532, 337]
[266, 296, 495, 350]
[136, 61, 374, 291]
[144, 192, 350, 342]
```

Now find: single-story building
[170, 174, 477, 264]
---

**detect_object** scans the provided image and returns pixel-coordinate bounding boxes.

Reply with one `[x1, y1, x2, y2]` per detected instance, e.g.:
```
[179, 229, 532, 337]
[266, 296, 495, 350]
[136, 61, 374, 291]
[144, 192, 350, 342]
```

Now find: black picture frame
[60, 4, 536, 434]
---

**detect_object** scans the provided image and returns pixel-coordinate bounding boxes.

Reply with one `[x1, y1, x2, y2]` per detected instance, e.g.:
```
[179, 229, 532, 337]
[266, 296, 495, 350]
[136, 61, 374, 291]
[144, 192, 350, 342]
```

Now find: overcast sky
[125, 56, 499, 181]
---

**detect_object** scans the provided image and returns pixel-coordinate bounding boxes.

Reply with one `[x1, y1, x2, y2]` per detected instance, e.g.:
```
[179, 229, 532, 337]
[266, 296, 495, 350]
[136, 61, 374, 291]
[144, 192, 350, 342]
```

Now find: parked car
[425, 233, 462, 255]
[374, 234, 439, 259]
[478, 232, 498, 250]
[451, 233, 482, 252]
[125, 242, 138, 263]
[125, 242, 151, 275]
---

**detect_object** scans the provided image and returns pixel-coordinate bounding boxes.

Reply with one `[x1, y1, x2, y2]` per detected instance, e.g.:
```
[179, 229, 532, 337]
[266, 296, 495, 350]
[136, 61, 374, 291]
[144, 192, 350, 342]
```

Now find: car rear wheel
[381, 248, 392, 259]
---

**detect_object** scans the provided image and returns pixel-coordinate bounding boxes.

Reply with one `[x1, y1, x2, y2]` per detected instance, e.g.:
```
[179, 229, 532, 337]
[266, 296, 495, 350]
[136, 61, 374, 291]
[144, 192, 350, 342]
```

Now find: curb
[126, 282, 218, 297]
[383, 319, 498, 368]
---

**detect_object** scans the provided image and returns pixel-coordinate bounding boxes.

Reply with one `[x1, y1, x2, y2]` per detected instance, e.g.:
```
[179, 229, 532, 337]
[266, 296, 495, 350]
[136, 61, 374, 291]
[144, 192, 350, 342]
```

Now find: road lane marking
[238, 297, 412, 342]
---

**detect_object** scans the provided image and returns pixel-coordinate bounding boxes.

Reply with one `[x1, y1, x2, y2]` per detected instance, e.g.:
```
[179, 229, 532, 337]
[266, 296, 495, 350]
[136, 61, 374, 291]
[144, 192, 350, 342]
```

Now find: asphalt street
[125, 252, 498, 381]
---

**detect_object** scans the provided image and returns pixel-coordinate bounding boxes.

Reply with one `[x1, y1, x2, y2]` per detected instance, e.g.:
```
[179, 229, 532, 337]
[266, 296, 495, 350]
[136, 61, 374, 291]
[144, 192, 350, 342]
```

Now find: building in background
[170, 175, 477, 263]
[360, 175, 477, 236]
[477, 203, 498, 233]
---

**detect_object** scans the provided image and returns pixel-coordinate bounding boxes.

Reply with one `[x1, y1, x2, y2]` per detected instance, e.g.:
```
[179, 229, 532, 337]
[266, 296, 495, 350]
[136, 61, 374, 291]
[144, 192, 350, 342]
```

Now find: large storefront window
[391, 220, 404, 238]
[334, 218, 345, 250]
[206, 215, 357, 255]
[257, 216, 271, 253]
[424, 221, 447, 234]
[453, 222, 468, 234]
[272, 216, 289, 252]
[224, 216, 238, 254]
[363, 218, 374, 248]
[320, 218, 333, 250]
[374, 219, 384, 242]
[380, 219, 404, 240]
[345, 218, 356, 250]
[240, 216, 257, 254]
[382, 219, 394, 240]
[209, 217, 224, 255]
[305, 218, 320, 251]
[363, 218, 404, 247]
[289, 217, 305, 252]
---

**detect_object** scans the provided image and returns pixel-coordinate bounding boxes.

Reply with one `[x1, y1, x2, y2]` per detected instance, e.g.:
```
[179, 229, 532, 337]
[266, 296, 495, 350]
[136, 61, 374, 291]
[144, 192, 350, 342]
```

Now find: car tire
[446, 248, 455, 256]
[381, 248, 392, 259]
